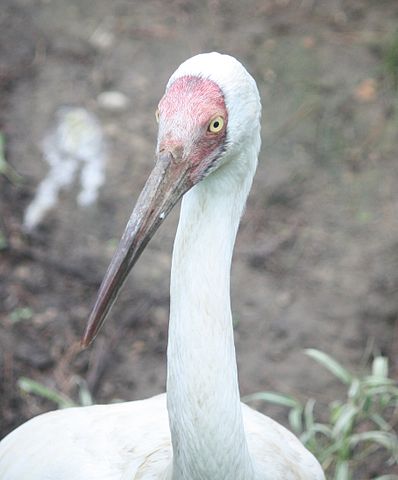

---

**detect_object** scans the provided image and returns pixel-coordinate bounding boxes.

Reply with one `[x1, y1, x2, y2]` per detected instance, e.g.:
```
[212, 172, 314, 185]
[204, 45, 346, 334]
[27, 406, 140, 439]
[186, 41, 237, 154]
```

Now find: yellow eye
[208, 116, 224, 133]
[155, 109, 160, 123]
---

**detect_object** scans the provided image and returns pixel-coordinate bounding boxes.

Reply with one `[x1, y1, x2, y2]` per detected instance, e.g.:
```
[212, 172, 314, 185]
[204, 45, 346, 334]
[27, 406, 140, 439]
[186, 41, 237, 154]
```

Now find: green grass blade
[18, 377, 76, 409]
[243, 391, 301, 409]
[372, 356, 389, 378]
[373, 476, 398, 480]
[76, 378, 94, 407]
[349, 431, 398, 453]
[0, 132, 23, 185]
[370, 413, 394, 432]
[335, 460, 351, 480]
[304, 398, 316, 432]
[305, 349, 353, 384]
[332, 403, 358, 438]
[288, 407, 303, 434]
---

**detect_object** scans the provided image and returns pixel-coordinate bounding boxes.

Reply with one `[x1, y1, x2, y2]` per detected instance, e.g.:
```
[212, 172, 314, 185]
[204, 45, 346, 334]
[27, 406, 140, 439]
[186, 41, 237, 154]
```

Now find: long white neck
[167, 144, 259, 480]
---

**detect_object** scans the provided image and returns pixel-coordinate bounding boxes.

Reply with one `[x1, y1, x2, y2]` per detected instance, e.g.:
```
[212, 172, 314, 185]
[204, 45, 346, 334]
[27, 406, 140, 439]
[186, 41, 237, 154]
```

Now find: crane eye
[155, 109, 160, 123]
[208, 116, 224, 133]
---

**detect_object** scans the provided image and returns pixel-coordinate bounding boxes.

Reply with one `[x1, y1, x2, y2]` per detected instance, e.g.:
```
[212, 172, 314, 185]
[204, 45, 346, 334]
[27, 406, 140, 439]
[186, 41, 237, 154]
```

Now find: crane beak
[82, 151, 193, 347]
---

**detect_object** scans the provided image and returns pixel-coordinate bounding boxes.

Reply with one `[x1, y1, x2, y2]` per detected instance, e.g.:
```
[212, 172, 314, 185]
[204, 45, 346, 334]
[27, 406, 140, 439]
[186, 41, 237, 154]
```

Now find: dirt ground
[1, 0, 398, 477]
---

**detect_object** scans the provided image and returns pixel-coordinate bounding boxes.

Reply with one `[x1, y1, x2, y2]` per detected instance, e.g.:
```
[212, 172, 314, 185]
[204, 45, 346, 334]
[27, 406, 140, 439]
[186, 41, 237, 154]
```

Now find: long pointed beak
[82, 151, 192, 347]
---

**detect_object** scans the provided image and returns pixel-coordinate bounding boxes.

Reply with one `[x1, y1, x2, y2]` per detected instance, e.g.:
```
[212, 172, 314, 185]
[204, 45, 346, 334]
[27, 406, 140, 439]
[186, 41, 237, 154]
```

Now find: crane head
[82, 52, 261, 346]
[156, 74, 228, 184]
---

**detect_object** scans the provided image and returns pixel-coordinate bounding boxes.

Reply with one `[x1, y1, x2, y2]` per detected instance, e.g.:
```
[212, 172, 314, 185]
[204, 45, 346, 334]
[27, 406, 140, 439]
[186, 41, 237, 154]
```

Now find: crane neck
[167, 145, 258, 480]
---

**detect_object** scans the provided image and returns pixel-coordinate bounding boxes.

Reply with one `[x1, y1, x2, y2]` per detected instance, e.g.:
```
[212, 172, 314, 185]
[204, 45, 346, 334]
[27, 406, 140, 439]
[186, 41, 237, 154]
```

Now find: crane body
[0, 53, 324, 480]
[0, 393, 322, 479]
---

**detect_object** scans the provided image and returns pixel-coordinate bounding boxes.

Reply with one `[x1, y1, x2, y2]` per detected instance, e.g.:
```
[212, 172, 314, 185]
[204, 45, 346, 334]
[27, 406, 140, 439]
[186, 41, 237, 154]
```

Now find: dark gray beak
[82, 151, 193, 347]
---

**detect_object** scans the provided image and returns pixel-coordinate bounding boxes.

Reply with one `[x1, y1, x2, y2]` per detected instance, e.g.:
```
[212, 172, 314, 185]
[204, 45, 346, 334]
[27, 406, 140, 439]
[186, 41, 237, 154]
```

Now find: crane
[0, 52, 325, 480]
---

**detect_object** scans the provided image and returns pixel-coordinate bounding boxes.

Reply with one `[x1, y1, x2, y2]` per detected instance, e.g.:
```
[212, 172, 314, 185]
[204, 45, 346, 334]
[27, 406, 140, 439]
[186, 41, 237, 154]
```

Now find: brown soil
[1, 0, 398, 477]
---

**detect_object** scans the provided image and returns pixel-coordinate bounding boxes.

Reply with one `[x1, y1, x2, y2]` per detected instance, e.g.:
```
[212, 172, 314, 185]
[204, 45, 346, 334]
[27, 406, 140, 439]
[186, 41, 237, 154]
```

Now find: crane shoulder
[0, 394, 324, 480]
[0, 393, 172, 480]
[242, 402, 325, 480]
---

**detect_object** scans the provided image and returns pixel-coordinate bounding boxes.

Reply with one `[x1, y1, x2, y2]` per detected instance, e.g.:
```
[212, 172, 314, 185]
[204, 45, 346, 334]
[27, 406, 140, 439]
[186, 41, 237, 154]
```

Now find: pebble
[97, 91, 130, 112]
[90, 26, 115, 50]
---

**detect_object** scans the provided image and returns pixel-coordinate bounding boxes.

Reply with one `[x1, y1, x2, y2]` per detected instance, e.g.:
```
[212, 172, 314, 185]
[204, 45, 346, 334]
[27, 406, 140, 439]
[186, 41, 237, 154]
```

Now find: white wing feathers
[0, 394, 171, 480]
[0, 394, 323, 480]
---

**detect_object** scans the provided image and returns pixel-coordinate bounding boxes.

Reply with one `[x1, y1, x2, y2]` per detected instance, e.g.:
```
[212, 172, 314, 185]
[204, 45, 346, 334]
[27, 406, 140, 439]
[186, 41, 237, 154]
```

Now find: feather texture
[0, 394, 322, 479]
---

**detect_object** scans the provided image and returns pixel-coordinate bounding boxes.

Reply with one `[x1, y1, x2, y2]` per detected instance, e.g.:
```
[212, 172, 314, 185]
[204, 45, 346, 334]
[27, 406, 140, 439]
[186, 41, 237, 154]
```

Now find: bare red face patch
[157, 76, 228, 182]
[160, 76, 226, 123]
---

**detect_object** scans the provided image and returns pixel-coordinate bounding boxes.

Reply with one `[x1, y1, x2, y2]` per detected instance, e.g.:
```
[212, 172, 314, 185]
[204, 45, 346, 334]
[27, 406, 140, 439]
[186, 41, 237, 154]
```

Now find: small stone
[354, 79, 377, 103]
[302, 36, 315, 49]
[97, 91, 130, 112]
[90, 27, 115, 50]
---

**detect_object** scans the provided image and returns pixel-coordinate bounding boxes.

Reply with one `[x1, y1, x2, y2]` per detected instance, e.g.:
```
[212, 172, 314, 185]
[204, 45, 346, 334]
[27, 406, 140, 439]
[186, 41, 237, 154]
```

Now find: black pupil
[213, 121, 219, 128]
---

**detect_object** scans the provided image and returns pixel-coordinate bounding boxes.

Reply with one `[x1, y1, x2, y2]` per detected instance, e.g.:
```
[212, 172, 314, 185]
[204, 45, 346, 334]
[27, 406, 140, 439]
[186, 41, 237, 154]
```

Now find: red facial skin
[158, 76, 228, 183]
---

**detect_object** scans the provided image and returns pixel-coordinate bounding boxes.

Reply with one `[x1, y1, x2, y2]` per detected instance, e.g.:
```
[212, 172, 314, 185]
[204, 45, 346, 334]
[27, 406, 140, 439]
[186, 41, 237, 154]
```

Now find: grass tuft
[384, 30, 398, 88]
[245, 350, 398, 480]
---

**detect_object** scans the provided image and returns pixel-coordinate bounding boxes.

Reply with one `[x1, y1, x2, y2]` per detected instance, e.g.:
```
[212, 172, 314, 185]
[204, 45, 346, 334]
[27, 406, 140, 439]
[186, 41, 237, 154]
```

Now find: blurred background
[1, 0, 397, 477]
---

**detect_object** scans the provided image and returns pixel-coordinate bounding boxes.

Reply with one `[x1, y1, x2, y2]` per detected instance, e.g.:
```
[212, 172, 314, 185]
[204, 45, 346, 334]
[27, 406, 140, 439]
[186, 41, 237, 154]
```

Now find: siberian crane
[0, 52, 324, 480]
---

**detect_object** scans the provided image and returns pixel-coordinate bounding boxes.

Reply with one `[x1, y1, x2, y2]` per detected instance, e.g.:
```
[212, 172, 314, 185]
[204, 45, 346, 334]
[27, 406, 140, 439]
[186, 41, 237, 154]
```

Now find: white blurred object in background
[24, 107, 106, 231]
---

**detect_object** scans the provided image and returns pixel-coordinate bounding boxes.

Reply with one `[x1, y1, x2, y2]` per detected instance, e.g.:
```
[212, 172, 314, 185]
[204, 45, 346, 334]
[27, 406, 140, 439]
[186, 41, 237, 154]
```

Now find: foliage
[9, 307, 34, 324]
[18, 376, 94, 409]
[0, 132, 23, 185]
[245, 350, 398, 480]
[18, 350, 398, 479]
[384, 30, 398, 88]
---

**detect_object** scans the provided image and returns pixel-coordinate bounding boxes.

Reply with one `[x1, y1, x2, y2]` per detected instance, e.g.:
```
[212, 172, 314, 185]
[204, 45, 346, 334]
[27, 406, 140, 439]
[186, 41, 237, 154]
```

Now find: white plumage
[0, 394, 322, 479]
[0, 53, 324, 480]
